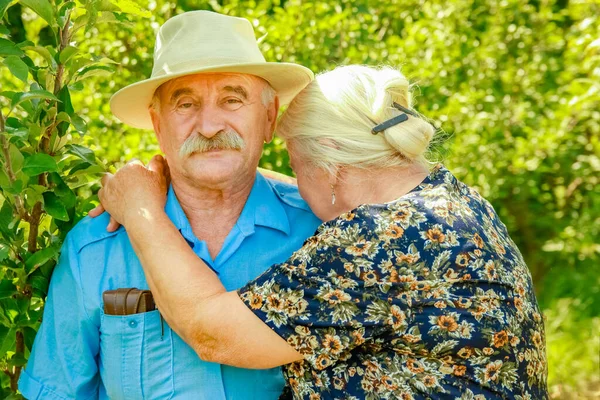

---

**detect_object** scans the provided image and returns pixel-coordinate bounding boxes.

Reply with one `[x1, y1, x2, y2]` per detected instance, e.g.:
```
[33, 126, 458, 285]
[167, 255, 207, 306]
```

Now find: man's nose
[194, 106, 227, 139]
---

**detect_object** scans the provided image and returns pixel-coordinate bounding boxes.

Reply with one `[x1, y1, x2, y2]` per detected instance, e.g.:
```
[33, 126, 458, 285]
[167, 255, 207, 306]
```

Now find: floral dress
[238, 165, 548, 399]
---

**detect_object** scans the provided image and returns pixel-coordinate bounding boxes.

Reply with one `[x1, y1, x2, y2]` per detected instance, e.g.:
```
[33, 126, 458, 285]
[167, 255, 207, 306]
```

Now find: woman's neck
[333, 163, 430, 216]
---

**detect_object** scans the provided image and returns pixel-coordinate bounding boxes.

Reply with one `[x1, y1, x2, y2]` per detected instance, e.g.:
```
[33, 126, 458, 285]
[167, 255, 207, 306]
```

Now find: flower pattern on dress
[239, 165, 548, 400]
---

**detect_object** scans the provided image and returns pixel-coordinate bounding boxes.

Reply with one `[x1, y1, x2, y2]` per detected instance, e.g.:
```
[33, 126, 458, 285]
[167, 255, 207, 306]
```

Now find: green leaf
[43, 191, 69, 221]
[20, 0, 55, 26]
[8, 144, 23, 173]
[0, 280, 17, 299]
[69, 164, 104, 177]
[8, 353, 28, 367]
[0, 20, 9, 33]
[56, 86, 73, 135]
[74, 64, 114, 81]
[70, 114, 87, 134]
[23, 45, 56, 68]
[22, 153, 58, 176]
[0, 90, 17, 101]
[109, 0, 151, 17]
[0, 38, 24, 57]
[0, 169, 10, 188]
[0, 202, 15, 240]
[22, 326, 38, 350]
[48, 172, 76, 208]
[3, 55, 29, 82]
[0, 0, 14, 19]
[58, 45, 79, 64]
[69, 81, 84, 91]
[11, 89, 58, 111]
[24, 245, 58, 273]
[0, 243, 9, 262]
[67, 144, 96, 164]
[5, 126, 29, 141]
[56, 85, 73, 114]
[56, 111, 70, 123]
[0, 326, 16, 356]
[57, 1, 75, 28]
[29, 274, 49, 296]
[68, 160, 90, 175]
[23, 186, 44, 207]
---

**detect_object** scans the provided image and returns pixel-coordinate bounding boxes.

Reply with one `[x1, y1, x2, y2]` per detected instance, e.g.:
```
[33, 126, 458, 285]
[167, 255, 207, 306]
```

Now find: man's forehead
[157, 73, 264, 97]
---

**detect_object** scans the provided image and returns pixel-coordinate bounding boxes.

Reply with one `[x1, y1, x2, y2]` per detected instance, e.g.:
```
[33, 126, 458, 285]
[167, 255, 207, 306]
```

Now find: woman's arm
[99, 158, 303, 368]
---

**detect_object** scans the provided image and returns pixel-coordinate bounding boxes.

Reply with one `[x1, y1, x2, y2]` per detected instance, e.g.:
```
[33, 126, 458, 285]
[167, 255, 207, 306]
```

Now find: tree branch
[10, 330, 24, 391]
[53, 12, 71, 96]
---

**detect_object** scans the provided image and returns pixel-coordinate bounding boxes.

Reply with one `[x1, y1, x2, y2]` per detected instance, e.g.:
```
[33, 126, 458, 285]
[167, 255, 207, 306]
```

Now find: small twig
[11, 330, 24, 390]
[27, 202, 42, 253]
[53, 12, 71, 96]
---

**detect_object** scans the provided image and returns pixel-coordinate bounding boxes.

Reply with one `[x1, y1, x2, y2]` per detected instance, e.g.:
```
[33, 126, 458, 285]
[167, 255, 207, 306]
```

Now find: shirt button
[129, 320, 137, 328]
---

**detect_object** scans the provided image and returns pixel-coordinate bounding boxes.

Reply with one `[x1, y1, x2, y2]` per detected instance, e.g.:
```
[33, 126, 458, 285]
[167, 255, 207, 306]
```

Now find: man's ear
[264, 95, 280, 143]
[150, 107, 166, 153]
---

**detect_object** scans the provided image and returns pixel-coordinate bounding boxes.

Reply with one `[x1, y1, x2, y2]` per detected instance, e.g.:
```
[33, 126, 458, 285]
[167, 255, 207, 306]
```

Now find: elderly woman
[95, 65, 548, 399]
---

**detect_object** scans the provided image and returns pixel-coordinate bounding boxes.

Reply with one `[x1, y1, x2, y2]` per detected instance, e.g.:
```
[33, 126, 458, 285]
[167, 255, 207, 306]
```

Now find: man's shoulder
[263, 177, 312, 214]
[66, 213, 124, 253]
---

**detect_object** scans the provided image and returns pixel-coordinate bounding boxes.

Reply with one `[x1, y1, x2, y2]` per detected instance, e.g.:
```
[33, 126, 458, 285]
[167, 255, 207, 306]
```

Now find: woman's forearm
[125, 208, 226, 345]
[124, 208, 302, 368]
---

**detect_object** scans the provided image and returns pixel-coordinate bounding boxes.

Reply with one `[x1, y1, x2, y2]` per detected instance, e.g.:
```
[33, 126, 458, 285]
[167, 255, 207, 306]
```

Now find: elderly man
[19, 11, 321, 399]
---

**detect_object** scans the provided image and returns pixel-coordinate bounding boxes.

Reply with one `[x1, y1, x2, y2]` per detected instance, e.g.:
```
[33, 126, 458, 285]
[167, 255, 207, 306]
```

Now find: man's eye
[178, 102, 193, 109]
[225, 98, 242, 104]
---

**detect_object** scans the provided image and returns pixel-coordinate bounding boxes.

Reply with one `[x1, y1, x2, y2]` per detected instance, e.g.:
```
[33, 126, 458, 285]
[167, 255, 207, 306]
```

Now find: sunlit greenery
[1, 0, 598, 398]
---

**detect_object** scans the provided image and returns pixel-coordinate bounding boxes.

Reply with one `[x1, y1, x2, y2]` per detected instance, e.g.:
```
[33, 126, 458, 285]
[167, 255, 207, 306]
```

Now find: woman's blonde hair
[277, 65, 436, 174]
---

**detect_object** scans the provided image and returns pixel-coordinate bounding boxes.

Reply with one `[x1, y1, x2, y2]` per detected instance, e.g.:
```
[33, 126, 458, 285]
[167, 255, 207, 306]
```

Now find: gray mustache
[179, 130, 245, 158]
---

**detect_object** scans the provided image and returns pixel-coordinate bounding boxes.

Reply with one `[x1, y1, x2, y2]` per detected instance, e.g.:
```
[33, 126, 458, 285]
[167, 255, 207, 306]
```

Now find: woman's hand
[89, 155, 170, 230]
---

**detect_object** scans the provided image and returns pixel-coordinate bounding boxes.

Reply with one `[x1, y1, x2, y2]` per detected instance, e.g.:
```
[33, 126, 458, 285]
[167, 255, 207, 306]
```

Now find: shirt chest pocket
[99, 310, 174, 400]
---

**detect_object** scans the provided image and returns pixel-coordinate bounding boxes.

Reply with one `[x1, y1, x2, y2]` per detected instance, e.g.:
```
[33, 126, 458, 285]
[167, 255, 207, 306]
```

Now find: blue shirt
[19, 173, 322, 400]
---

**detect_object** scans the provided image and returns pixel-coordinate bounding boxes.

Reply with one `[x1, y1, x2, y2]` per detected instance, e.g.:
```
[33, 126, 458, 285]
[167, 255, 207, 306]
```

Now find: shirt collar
[164, 185, 197, 244]
[163, 172, 291, 244]
[234, 172, 290, 236]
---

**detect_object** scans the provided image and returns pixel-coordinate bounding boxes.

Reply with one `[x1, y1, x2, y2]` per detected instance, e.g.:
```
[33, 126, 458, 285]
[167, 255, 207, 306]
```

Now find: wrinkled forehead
[154, 73, 267, 100]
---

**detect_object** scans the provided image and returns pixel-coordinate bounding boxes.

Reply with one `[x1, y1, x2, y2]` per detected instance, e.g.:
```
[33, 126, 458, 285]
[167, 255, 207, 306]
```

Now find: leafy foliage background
[1, 0, 598, 398]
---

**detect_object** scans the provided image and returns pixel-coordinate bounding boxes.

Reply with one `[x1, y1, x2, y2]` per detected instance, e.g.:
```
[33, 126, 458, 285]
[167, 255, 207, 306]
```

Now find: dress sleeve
[19, 233, 100, 400]
[238, 217, 407, 371]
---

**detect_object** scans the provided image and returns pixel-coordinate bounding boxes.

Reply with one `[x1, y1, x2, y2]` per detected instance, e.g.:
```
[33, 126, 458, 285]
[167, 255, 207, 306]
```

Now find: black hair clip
[371, 102, 418, 135]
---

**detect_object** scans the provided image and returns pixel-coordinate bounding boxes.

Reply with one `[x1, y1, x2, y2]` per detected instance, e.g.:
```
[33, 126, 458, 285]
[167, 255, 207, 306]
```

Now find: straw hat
[110, 11, 314, 129]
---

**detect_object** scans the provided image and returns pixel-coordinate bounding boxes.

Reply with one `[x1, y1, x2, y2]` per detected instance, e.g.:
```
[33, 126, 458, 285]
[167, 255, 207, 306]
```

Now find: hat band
[151, 56, 267, 78]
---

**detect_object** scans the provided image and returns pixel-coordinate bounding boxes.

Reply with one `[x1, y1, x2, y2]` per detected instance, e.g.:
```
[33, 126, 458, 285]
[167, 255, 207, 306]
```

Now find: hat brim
[109, 62, 314, 130]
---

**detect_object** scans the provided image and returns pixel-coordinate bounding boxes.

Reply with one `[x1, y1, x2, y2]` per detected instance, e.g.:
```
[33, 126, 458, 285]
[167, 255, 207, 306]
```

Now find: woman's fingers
[126, 158, 144, 167]
[101, 172, 113, 187]
[107, 216, 121, 232]
[148, 154, 170, 190]
[88, 204, 105, 218]
[95, 157, 165, 231]
[148, 154, 164, 174]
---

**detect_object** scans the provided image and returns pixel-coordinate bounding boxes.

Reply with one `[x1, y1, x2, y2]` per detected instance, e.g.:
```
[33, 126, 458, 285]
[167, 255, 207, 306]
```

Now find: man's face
[150, 73, 277, 188]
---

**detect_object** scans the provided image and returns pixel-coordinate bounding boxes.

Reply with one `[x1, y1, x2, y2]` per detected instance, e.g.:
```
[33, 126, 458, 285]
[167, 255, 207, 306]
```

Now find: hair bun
[383, 116, 435, 160]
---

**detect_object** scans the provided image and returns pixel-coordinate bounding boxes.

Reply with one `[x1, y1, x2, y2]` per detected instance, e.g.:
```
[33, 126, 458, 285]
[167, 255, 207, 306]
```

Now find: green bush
[1, 0, 599, 398]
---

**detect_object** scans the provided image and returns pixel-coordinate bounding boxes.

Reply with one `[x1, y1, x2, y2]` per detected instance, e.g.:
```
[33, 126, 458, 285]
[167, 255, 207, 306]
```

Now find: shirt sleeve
[238, 219, 407, 371]
[19, 233, 100, 400]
